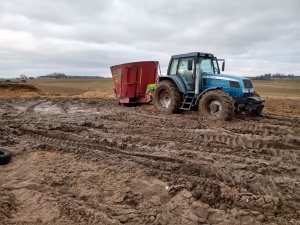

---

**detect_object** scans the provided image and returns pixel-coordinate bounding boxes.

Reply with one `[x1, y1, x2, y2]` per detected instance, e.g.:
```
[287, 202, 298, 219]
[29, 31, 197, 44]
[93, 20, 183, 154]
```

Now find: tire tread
[199, 89, 235, 121]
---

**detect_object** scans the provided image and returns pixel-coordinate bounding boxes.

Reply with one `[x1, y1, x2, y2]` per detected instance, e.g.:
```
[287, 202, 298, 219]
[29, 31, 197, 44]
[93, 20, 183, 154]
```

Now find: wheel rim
[159, 90, 171, 108]
[208, 100, 222, 117]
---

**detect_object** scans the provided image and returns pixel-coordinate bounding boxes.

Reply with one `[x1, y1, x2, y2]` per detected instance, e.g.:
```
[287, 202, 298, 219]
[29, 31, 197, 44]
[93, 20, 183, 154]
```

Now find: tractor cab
[166, 52, 225, 92]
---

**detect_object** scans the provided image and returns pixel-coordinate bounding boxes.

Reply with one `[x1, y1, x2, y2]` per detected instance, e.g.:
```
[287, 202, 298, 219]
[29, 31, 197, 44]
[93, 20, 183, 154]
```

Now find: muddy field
[0, 95, 299, 225]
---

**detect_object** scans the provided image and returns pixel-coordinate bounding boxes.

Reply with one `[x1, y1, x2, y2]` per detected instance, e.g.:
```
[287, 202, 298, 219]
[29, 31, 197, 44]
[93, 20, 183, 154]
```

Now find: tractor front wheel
[199, 89, 234, 121]
[153, 80, 182, 114]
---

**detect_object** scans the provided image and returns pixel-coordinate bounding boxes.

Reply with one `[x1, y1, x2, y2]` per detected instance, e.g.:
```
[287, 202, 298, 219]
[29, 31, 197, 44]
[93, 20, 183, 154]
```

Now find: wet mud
[0, 97, 299, 224]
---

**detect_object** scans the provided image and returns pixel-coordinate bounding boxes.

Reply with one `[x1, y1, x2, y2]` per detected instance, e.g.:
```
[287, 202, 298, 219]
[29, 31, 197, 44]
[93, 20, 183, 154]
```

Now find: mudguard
[195, 87, 221, 103]
[198, 87, 221, 96]
[158, 76, 187, 94]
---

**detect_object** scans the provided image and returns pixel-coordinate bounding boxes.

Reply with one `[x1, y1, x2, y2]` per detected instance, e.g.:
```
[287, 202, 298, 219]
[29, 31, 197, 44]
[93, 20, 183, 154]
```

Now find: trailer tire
[153, 80, 182, 114]
[199, 89, 234, 121]
[0, 148, 11, 165]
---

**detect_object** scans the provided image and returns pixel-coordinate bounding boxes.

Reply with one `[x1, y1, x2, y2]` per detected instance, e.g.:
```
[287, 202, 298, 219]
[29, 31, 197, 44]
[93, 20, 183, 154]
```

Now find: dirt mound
[0, 82, 41, 98]
[0, 82, 39, 91]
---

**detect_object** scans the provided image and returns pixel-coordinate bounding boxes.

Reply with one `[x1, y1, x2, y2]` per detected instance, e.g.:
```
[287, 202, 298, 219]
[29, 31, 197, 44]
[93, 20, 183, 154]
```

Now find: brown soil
[264, 97, 300, 117]
[78, 90, 115, 99]
[0, 82, 42, 98]
[0, 96, 299, 225]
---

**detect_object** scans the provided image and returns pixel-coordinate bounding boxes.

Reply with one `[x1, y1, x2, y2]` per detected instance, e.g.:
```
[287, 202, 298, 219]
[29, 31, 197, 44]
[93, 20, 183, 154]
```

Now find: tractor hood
[202, 73, 244, 82]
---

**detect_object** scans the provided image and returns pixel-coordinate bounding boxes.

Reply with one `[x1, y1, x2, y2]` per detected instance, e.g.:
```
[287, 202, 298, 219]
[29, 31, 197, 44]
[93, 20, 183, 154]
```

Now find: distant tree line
[18, 72, 106, 79]
[38, 72, 68, 79]
[253, 73, 297, 80]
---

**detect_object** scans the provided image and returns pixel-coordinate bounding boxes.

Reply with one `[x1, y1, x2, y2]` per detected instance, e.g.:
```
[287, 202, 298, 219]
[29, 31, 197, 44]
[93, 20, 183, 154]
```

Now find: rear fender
[158, 76, 186, 93]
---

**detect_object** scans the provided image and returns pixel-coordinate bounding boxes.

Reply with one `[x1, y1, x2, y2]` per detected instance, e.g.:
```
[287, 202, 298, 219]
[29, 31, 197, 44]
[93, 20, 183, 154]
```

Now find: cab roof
[171, 52, 214, 59]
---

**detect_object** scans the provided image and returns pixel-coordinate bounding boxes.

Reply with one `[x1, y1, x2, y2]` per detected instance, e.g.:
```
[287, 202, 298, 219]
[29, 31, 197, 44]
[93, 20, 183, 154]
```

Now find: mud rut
[0, 98, 299, 225]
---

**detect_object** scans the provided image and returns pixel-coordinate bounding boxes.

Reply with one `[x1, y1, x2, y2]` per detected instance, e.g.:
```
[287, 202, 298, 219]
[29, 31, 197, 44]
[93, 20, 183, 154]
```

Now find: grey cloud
[0, 0, 299, 78]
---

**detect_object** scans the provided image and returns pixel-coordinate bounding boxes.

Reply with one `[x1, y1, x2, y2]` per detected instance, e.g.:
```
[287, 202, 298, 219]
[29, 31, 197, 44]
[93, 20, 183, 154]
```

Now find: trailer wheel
[153, 80, 182, 114]
[0, 148, 11, 165]
[199, 90, 234, 121]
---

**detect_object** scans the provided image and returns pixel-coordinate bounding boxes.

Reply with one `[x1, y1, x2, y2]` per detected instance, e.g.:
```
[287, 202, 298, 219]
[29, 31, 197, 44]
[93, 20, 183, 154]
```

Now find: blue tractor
[153, 52, 265, 120]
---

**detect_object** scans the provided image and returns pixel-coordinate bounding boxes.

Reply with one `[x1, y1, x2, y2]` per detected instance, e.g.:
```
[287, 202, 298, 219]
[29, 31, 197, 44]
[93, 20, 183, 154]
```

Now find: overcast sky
[0, 0, 299, 78]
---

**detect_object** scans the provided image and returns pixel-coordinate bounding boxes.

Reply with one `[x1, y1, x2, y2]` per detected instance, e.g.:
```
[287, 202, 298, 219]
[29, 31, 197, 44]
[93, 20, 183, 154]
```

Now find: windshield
[200, 58, 219, 74]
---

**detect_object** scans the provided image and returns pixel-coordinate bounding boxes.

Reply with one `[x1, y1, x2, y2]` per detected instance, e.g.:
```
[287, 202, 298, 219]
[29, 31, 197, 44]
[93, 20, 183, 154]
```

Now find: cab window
[177, 58, 194, 90]
[169, 59, 178, 75]
[177, 58, 194, 77]
[200, 58, 214, 74]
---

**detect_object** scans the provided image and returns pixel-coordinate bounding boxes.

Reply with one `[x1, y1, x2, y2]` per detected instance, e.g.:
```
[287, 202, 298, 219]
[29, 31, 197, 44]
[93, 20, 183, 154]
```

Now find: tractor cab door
[169, 58, 195, 91]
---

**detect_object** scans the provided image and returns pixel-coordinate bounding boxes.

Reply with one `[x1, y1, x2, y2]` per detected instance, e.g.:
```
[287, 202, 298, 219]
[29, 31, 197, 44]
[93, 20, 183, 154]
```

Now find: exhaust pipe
[195, 63, 200, 95]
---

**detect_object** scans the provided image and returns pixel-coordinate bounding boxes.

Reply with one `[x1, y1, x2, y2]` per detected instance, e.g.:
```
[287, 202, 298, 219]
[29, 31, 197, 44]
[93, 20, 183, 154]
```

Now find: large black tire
[199, 89, 234, 121]
[0, 148, 11, 165]
[153, 80, 182, 114]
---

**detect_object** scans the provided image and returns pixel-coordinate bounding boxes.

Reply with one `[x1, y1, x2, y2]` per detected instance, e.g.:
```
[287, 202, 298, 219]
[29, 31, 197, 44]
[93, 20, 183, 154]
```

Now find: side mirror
[222, 61, 225, 71]
[187, 60, 193, 70]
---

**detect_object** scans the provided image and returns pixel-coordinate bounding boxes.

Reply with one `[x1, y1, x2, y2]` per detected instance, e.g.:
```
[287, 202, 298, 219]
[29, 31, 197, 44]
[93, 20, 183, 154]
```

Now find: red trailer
[110, 61, 158, 104]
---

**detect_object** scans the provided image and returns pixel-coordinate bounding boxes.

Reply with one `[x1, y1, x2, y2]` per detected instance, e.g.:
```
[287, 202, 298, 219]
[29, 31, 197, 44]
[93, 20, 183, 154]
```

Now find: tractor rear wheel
[153, 80, 182, 114]
[199, 89, 234, 121]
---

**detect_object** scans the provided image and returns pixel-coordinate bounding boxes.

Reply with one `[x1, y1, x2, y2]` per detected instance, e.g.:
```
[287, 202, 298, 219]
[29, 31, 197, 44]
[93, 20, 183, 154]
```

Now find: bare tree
[19, 74, 28, 79]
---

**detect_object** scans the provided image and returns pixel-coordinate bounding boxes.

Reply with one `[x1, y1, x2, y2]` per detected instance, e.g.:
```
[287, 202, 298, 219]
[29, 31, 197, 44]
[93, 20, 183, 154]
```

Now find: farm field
[27, 78, 300, 97]
[0, 78, 299, 224]
[252, 79, 300, 99]
[29, 78, 113, 95]
[24, 78, 300, 117]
